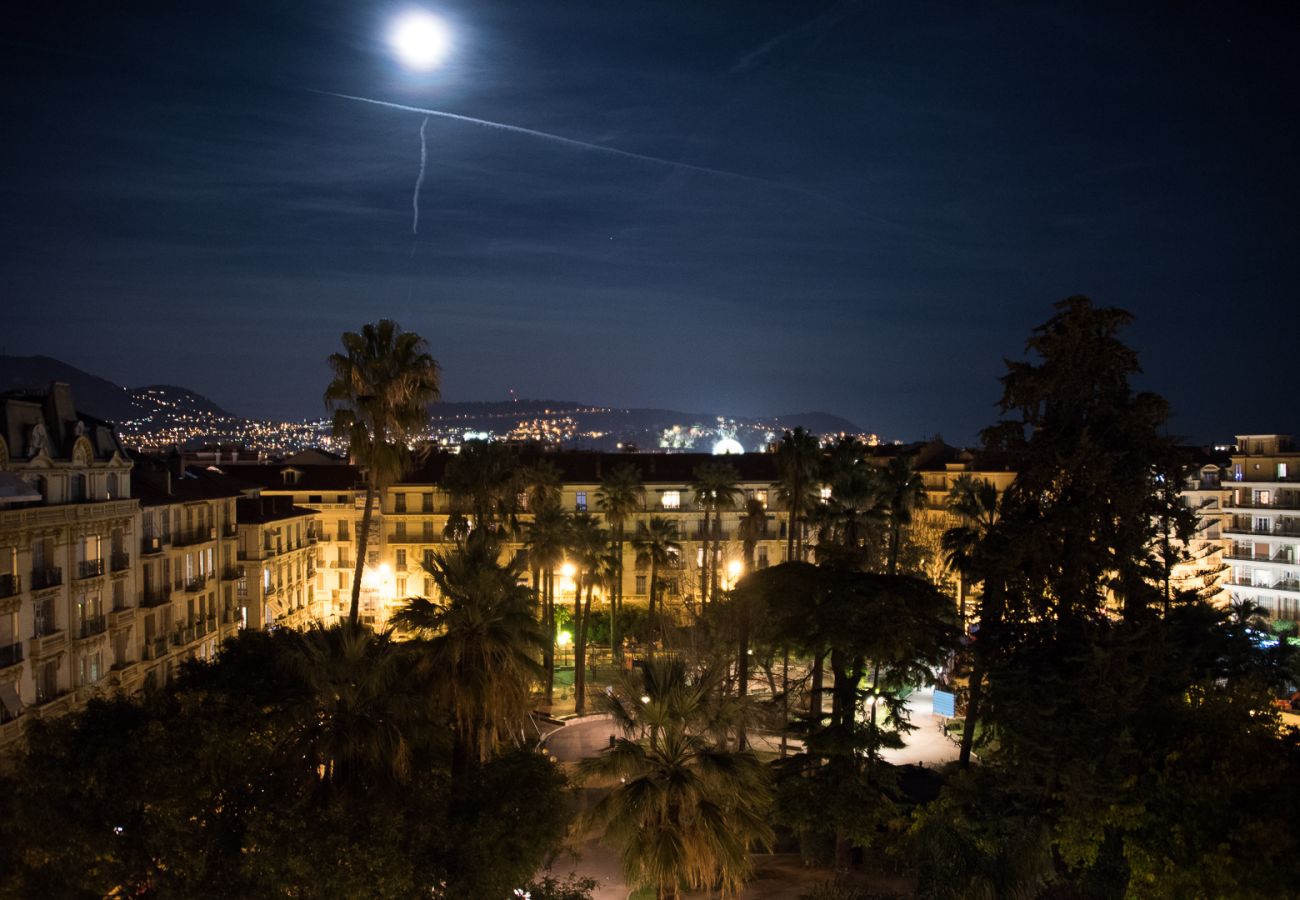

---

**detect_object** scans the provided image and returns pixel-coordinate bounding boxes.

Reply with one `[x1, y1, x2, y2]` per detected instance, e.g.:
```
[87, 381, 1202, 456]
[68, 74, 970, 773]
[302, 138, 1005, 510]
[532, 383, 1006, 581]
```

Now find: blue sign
[932, 690, 955, 718]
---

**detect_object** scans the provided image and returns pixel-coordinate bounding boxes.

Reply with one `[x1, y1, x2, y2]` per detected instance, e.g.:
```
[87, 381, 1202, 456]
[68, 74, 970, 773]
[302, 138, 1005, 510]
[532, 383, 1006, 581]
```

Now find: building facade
[1224, 434, 1300, 620]
[0, 385, 138, 752]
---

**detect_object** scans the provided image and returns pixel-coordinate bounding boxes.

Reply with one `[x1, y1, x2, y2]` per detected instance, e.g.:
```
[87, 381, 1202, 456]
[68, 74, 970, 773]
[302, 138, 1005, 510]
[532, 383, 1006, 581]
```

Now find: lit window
[1280, 463, 1289, 479]
[755, 490, 767, 508]
[662, 491, 681, 510]
[820, 486, 832, 500]
[575, 491, 587, 512]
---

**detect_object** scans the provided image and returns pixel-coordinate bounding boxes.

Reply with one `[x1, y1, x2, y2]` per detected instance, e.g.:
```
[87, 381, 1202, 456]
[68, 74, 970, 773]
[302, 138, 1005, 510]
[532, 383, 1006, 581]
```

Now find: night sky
[3, 2, 1297, 443]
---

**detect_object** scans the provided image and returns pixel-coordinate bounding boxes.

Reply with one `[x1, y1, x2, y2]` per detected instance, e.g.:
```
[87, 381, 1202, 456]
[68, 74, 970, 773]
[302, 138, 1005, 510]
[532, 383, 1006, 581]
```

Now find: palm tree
[880, 454, 927, 576]
[567, 513, 608, 715]
[525, 505, 570, 706]
[441, 440, 521, 537]
[691, 461, 742, 606]
[324, 320, 440, 625]
[597, 463, 645, 660]
[774, 428, 822, 564]
[633, 516, 681, 647]
[940, 476, 1007, 769]
[285, 624, 423, 796]
[390, 530, 544, 771]
[943, 475, 1001, 624]
[579, 659, 773, 899]
[736, 497, 768, 574]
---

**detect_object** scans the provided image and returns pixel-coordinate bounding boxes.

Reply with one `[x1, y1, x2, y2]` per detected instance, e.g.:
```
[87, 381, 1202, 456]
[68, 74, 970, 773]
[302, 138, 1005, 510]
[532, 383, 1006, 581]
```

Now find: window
[106, 473, 119, 499]
[395, 494, 407, 513]
[395, 521, 407, 540]
[635, 574, 647, 594]
[396, 576, 406, 596]
[575, 491, 587, 511]
[396, 549, 407, 568]
[755, 489, 768, 508]
[757, 546, 769, 568]
[338, 520, 350, 540]
[820, 486, 832, 500]
[80, 651, 102, 687]
[661, 490, 680, 510]
[423, 493, 434, 513]
[1281, 463, 1290, 479]
[423, 549, 435, 568]
[309, 495, 322, 504]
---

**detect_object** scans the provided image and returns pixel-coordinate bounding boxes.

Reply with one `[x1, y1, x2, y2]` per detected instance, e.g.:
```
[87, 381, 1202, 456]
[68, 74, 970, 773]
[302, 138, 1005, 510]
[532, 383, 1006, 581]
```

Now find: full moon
[389, 11, 452, 71]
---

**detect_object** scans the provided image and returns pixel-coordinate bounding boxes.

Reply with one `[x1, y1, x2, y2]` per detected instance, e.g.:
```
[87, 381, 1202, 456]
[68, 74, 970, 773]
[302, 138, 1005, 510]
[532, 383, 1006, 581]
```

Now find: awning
[0, 472, 40, 504]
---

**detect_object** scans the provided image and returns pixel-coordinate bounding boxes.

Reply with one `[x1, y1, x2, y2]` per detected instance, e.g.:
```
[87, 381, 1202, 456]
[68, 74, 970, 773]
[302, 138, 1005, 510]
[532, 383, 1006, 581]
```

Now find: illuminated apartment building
[132, 458, 244, 688]
[0, 384, 138, 753]
[234, 496, 320, 630]
[1224, 434, 1300, 620]
[1172, 454, 1231, 606]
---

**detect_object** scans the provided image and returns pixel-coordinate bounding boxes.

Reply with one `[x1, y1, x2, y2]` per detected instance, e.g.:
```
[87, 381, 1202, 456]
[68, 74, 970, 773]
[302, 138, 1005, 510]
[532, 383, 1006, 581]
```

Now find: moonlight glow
[388, 11, 451, 71]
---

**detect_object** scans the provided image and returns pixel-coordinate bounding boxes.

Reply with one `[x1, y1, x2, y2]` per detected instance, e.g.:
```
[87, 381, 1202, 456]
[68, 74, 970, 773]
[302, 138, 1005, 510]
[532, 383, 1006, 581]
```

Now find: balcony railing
[110, 550, 130, 572]
[77, 559, 105, 580]
[184, 574, 210, 593]
[142, 586, 171, 607]
[220, 565, 245, 581]
[1224, 520, 1300, 538]
[174, 526, 217, 547]
[1224, 496, 1300, 511]
[31, 567, 62, 590]
[143, 636, 168, 660]
[0, 642, 23, 669]
[0, 573, 19, 599]
[222, 523, 238, 538]
[78, 615, 107, 639]
[171, 625, 196, 647]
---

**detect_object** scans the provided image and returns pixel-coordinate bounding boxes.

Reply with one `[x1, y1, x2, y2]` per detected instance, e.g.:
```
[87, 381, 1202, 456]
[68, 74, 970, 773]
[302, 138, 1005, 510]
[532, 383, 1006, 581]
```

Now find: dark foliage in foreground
[0, 627, 569, 899]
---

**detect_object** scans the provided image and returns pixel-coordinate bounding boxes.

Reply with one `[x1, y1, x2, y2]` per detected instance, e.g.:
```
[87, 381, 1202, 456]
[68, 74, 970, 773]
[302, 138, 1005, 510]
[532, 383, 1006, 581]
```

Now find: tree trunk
[959, 663, 982, 768]
[700, 506, 711, 606]
[780, 643, 790, 758]
[611, 524, 623, 660]
[575, 580, 593, 715]
[810, 645, 825, 732]
[349, 480, 374, 625]
[737, 619, 750, 750]
[543, 569, 555, 706]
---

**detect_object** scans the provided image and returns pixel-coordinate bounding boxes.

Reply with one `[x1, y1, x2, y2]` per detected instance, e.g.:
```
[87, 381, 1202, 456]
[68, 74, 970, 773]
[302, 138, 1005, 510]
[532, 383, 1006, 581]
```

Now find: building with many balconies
[1223, 434, 1300, 620]
[0, 384, 138, 753]
[132, 457, 245, 689]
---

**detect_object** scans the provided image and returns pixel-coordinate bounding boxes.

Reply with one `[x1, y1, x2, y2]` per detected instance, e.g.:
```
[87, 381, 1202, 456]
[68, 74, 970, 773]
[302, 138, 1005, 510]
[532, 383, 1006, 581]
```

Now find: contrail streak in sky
[311, 88, 958, 250]
[410, 115, 429, 257]
[313, 89, 811, 197]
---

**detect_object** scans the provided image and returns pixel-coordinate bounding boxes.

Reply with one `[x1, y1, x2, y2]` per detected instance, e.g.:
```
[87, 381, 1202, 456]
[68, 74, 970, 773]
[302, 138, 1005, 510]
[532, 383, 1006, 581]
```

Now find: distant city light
[712, 436, 744, 455]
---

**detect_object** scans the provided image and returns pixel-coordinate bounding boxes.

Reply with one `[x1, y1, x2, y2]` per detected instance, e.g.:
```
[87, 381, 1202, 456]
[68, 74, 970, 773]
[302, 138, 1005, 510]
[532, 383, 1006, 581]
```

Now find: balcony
[0, 573, 19, 599]
[171, 625, 196, 647]
[77, 615, 108, 639]
[220, 565, 245, 581]
[141, 535, 163, 556]
[1224, 496, 1300, 512]
[222, 523, 238, 538]
[140, 586, 171, 608]
[1223, 520, 1300, 538]
[184, 574, 210, 593]
[31, 567, 62, 591]
[174, 526, 217, 547]
[77, 558, 105, 580]
[0, 642, 22, 669]
[110, 550, 130, 573]
[142, 637, 169, 660]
